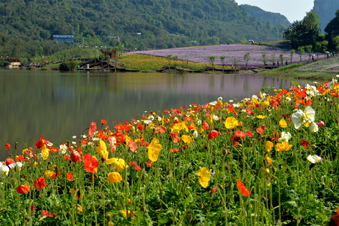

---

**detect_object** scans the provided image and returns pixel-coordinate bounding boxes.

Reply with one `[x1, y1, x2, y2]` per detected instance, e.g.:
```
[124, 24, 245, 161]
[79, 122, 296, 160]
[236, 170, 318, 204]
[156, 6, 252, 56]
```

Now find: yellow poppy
[107, 172, 122, 183]
[41, 145, 49, 160]
[224, 117, 238, 129]
[197, 167, 211, 188]
[148, 138, 162, 162]
[275, 142, 293, 152]
[266, 156, 273, 163]
[265, 141, 274, 152]
[44, 170, 55, 178]
[261, 101, 270, 108]
[106, 158, 128, 172]
[256, 115, 267, 119]
[96, 139, 108, 160]
[181, 135, 193, 144]
[279, 119, 288, 128]
[121, 209, 135, 219]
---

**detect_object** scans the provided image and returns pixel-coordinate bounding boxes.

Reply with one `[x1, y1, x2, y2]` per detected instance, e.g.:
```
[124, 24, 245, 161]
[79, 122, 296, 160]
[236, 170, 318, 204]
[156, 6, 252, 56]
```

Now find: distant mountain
[0, 0, 287, 57]
[313, 0, 339, 31]
[240, 4, 291, 28]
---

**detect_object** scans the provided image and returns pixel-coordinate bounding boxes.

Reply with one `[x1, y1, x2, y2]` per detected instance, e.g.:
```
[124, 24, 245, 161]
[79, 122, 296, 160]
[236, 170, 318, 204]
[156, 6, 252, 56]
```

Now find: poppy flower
[182, 135, 194, 144]
[275, 142, 293, 151]
[5, 143, 10, 151]
[236, 179, 251, 197]
[31, 205, 35, 212]
[51, 172, 62, 180]
[101, 119, 107, 125]
[307, 155, 323, 164]
[106, 158, 128, 172]
[129, 161, 137, 166]
[69, 188, 84, 199]
[316, 121, 325, 128]
[197, 167, 211, 188]
[88, 122, 97, 136]
[33, 177, 47, 190]
[266, 156, 273, 164]
[256, 125, 264, 134]
[224, 117, 238, 129]
[202, 120, 209, 130]
[265, 141, 274, 152]
[67, 172, 73, 181]
[135, 165, 141, 171]
[147, 160, 152, 168]
[256, 115, 267, 119]
[107, 172, 122, 183]
[271, 131, 279, 141]
[83, 154, 100, 173]
[211, 186, 217, 194]
[148, 138, 162, 162]
[41, 210, 56, 217]
[70, 151, 82, 163]
[301, 139, 309, 149]
[129, 139, 138, 153]
[35, 136, 47, 149]
[108, 136, 117, 153]
[169, 132, 180, 143]
[96, 139, 108, 160]
[170, 149, 179, 153]
[16, 184, 30, 194]
[208, 130, 220, 140]
[64, 155, 71, 161]
[121, 210, 135, 219]
[279, 119, 288, 128]
[5, 158, 15, 167]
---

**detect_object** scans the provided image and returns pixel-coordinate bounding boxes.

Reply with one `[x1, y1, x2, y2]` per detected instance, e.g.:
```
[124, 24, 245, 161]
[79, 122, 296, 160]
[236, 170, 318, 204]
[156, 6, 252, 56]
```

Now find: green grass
[41, 60, 84, 70]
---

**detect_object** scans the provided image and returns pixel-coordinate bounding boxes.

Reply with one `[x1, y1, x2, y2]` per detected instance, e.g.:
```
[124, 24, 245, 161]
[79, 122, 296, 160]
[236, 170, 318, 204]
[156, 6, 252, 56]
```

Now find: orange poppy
[236, 179, 251, 197]
[33, 177, 47, 190]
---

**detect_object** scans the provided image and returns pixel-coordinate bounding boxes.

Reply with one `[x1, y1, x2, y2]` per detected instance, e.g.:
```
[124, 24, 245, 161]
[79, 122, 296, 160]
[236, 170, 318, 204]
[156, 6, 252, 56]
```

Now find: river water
[0, 69, 307, 160]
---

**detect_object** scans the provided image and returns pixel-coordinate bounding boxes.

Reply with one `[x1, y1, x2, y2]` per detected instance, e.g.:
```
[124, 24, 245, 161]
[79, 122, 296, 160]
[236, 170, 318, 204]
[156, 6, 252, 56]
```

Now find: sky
[235, 0, 314, 22]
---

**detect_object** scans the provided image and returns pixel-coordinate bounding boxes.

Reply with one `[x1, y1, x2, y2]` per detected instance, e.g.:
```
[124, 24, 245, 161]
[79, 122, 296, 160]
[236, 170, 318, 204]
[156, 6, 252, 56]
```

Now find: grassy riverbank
[260, 60, 337, 80]
[1, 76, 339, 225]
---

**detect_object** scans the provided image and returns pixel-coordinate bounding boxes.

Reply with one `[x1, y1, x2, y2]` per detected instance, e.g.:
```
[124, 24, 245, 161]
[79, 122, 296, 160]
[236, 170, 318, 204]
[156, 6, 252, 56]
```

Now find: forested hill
[240, 4, 290, 28]
[0, 0, 286, 57]
[313, 0, 339, 31]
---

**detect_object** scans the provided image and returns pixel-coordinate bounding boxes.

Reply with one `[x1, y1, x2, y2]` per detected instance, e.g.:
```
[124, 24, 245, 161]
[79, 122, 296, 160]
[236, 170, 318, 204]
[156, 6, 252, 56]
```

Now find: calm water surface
[0, 69, 306, 160]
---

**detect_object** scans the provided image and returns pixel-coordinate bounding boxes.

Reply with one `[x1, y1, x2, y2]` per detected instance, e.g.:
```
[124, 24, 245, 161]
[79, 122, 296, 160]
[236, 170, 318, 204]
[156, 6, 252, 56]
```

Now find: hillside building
[53, 35, 74, 43]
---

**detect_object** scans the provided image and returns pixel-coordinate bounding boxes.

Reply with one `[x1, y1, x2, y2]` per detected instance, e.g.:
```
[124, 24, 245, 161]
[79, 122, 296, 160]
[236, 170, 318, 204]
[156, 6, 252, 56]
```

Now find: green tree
[243, 52, 251, 70]
[208, 56, 216, 70]
[315, 42, 322, 60]
[290, 49, 295, 63]
[333, 36, 339, 54]
[220, 56, 226, 72]
[305, 45, 313, 61]
[298, 47, 305, 61]
[270, 53, 276, 66]
[232, 57, 240, 72]
[279, 53, 285, 65]
[261, 53, 268, 66]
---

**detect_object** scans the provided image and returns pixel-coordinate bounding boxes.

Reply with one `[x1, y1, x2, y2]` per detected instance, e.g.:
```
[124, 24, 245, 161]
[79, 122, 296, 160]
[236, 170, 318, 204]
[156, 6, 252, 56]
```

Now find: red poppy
[5, 143, 10, 151]
[147, 160, 152, 168]
[67, 172, 73, 181]
[101, 119, 107, 125]
[301, 139, 309, 149]
[281, 114, 289, 118]
[135, 165, 141, 171]
[31, 205, 35, 212]
[208, 130, 221, 140]
[16, 155, 26, 162]
[83, 154, 99, 173]
[35, 136, 47, 149]
[211, 186, 217, 194]
[70, 151, 82, 163]
[155, 126, 166, 134]
[256, 125, 264, 134]
[41, 210, 56, 218]
[88, 122, 97, 137]
[202, 120, 209, 130]
[169, 132, 180, 143]
[64, 155, 71, 161]
[114, 130, 125, 144]
[170, 148, 179, 153]
[236, 179, 251, 197]
[235, 130, 253, 138]
[272, 131, 279, 141]
[5, 158, 15, 167]
[137, 123, 144, 132]
[228, 105, 236, 114]
[33, 177, 47, 190]
[316, 121, 325, 128]
[16, 185, 30, 194]
[129, 139, 138, 153]
[51, 172, 62, 180]
[129, 161, 137, 166]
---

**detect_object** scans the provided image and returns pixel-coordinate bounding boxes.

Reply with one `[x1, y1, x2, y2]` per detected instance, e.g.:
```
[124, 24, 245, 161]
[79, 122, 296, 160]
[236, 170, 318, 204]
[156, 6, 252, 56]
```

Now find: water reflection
[0, 69, 307, 160]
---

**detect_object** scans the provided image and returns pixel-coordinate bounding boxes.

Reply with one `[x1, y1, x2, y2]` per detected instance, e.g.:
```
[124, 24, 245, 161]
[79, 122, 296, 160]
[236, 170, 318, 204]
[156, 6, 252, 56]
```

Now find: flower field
[119, 54, 232, 71]
[131, 44, 328, 68]
[2, 77, 339, 225]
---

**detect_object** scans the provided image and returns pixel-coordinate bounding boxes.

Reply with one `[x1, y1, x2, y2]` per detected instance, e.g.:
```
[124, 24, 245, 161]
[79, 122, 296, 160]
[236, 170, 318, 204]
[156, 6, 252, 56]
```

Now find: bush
[0, 60, 10, 68]
[59, 61, 77, 71]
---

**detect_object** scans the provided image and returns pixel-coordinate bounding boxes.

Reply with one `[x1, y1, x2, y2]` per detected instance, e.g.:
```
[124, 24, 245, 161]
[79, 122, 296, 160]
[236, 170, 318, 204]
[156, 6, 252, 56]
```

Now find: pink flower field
[132, 44, 327, 68]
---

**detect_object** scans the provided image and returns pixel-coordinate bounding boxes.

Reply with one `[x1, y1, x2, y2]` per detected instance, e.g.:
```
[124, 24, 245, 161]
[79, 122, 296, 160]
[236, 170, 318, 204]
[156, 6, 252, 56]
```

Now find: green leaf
[291, 81, 300, 87]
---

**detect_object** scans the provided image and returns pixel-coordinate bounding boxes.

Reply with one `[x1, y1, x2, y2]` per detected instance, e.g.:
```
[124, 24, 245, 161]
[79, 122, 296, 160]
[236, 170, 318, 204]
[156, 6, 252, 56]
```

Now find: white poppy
[292, 106, 315, 129]
[193, 131, 198, 139]
[229, 100, 234, 103]
[209, 101, 217, 106]
[196, 119, 202, 125]
[307, 155, 322, 164]
[148, 115, 154, 121]
[310, 122, 319, 133]
[93, 137, 100, 141]
[158, 117, 162, 122]
[218, 97, 223, 101]
[278, 132, 292, 143]
[305, 84, 319, 96]
[143, 120, 153, 124]
[212, 115, 219, 121]
[72, 136, 76, 139]
[0, 165, 9, 179]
